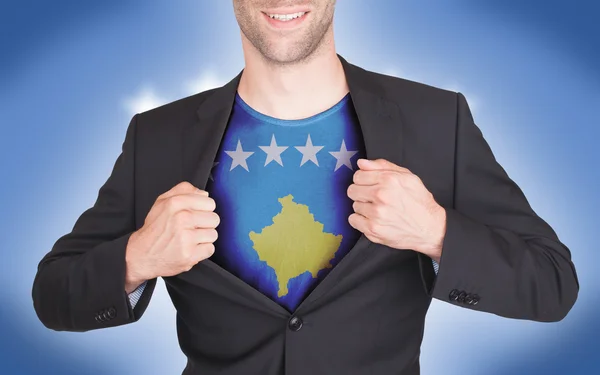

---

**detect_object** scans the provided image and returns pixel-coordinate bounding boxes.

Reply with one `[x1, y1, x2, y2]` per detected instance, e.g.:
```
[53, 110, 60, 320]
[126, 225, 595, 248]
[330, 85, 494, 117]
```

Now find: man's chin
[259, 47, 315, 66]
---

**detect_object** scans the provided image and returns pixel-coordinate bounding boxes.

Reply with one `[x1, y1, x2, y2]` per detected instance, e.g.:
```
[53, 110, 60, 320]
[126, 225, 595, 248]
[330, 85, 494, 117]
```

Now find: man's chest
[203, 108, 367, 311]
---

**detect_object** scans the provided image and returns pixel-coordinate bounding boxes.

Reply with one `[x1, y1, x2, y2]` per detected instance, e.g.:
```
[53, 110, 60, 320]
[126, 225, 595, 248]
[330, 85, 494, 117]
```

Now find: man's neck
[237, 48, 349, 120]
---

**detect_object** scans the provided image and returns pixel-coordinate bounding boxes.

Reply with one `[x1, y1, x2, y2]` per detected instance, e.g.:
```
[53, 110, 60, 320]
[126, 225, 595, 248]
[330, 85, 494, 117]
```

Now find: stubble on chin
[234, 2, 336, 68]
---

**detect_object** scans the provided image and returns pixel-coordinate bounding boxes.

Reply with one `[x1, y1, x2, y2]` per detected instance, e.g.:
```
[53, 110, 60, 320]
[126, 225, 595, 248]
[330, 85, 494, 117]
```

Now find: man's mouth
[261, 10, 310, 28]
[264, 11, 307, 21]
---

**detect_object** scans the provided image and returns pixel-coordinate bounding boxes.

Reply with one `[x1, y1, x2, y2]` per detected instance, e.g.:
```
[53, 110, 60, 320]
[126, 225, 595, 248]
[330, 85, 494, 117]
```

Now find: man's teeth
[267, 12, 306, 21]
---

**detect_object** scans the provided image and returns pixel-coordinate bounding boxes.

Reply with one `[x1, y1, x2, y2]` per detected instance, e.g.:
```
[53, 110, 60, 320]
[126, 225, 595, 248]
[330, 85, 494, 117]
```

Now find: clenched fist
[124, 181, 220, 293]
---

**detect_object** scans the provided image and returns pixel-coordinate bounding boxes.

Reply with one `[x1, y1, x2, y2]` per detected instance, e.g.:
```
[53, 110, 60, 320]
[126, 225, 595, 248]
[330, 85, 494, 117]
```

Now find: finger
[357, 158, 410, 173]
[161, 181, 198, 199]
[348, 212, 369, 232]
[353, 169, 392, 186]
[352, 169, 378, 186]
[352, 201, 375, 219]
[347, 183, 376, 203]
[192, 243, 216, 262]
[188, 227, 219, 243]
[178, 209, 220, 229]
[167, 194, 217, 215]
[158, 181, 209, 201]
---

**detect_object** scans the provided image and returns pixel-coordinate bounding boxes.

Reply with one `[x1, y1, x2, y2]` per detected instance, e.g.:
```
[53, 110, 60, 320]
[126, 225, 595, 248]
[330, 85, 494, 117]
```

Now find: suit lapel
[181, 54, 405, 315]
[182, 71, 242, 194]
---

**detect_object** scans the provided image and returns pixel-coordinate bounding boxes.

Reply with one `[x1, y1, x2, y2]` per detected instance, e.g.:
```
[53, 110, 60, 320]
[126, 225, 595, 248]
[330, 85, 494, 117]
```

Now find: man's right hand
[124, 181, 220, 293]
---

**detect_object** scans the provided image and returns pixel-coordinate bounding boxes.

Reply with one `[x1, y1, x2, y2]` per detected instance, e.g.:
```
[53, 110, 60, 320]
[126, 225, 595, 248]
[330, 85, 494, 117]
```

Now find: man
[32, 1, 579, 374]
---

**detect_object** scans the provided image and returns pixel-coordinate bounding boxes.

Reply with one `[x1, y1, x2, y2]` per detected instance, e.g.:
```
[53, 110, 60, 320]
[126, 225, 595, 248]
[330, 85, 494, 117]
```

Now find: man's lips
[261, 11, 310, 29]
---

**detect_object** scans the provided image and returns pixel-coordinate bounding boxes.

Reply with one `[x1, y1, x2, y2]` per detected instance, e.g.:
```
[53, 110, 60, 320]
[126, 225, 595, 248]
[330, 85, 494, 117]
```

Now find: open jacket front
[32, 54, 579, 375]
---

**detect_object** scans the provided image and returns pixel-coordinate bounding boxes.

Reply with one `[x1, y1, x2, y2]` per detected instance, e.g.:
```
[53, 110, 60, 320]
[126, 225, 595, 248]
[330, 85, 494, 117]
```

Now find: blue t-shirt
[204, 91, 367, 312]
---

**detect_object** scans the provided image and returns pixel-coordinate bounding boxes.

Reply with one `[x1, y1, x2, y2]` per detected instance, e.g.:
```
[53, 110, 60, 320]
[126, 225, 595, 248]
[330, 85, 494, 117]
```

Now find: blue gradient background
[2, 1, 598, 374]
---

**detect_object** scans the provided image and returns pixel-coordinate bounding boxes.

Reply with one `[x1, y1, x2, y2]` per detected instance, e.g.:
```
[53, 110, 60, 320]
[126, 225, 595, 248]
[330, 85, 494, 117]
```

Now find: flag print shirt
[204, 91, 367, 313]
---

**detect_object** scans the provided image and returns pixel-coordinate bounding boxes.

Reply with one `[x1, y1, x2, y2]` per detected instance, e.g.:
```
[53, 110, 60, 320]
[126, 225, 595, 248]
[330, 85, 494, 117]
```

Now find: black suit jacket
[32, 54, 579, 375]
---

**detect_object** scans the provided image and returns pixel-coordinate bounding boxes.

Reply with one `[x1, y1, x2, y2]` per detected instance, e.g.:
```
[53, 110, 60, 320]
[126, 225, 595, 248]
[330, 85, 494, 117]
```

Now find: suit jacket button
[449, 289, 459, 301]
[465, 294, 474, 305]
[95, 315, 102, 322]
[102, 311, 110, 320]
[471, 294, 480, 305]
[288, 316, 303, 331]
[457, 291, 467, 303]
[107, 307, 116, 319]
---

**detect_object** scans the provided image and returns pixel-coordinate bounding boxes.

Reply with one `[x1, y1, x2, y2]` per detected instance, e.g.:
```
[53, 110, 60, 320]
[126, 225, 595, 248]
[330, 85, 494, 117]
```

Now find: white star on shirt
[224, 139, 254, 171]
[295, 134, 324, 166]
[258, 134, 288, 166]
[329, 139, 358, 171]
[208, 161, 219, 181]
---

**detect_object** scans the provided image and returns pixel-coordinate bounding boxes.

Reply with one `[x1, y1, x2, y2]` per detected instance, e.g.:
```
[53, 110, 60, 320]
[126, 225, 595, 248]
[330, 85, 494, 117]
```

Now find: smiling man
[32, 1, 579, 374]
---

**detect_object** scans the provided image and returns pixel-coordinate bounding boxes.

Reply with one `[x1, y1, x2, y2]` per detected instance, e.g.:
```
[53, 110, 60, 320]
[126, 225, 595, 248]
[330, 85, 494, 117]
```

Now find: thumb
[357, 158, 382, 169]
[358, 158, 404, 172]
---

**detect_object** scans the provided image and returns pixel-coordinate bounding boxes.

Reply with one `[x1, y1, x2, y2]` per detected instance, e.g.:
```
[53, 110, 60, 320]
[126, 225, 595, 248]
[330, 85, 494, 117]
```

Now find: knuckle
[405, 173, 420, 186]
[373, 204, 385, 218]
[184, 249, 195, 264]
[167, 195, 182, 212]
[367, 222, 379, 237]
[179, 229, 191, 244]
[373, 187, 387, 202]
[183, 247, 196, 263]
[174, 209, 192, 227]
[413, 174, 423, 185]
[364, 220, 373, 233]
[382, 172, 396, 186]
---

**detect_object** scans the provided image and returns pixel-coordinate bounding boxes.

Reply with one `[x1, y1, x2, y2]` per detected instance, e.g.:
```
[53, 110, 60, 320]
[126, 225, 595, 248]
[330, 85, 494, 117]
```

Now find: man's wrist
[420, 206, 446, 263]
[125, 231, 150, 294]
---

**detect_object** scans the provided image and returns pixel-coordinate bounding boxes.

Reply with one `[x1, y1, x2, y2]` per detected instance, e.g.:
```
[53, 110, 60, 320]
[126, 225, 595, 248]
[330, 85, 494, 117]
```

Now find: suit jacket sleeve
[424, 92, 579, 322]
[31, 114, 157, 331]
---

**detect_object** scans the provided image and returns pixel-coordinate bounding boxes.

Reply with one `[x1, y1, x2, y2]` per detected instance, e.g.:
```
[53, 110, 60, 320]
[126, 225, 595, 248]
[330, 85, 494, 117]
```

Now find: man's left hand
[347, 158, 447, 263]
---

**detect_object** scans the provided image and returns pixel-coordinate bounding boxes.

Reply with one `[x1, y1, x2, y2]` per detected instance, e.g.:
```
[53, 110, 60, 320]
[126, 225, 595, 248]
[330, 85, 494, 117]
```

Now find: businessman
[32, 1, 579, 374]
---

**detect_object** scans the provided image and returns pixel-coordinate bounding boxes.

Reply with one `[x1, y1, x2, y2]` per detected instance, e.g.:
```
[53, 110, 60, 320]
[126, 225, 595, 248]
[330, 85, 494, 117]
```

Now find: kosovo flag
[204, 92, 366, 312]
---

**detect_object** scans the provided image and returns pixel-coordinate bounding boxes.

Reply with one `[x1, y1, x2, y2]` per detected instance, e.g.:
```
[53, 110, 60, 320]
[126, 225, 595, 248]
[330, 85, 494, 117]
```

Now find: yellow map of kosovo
[249, 194, 343, 297]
